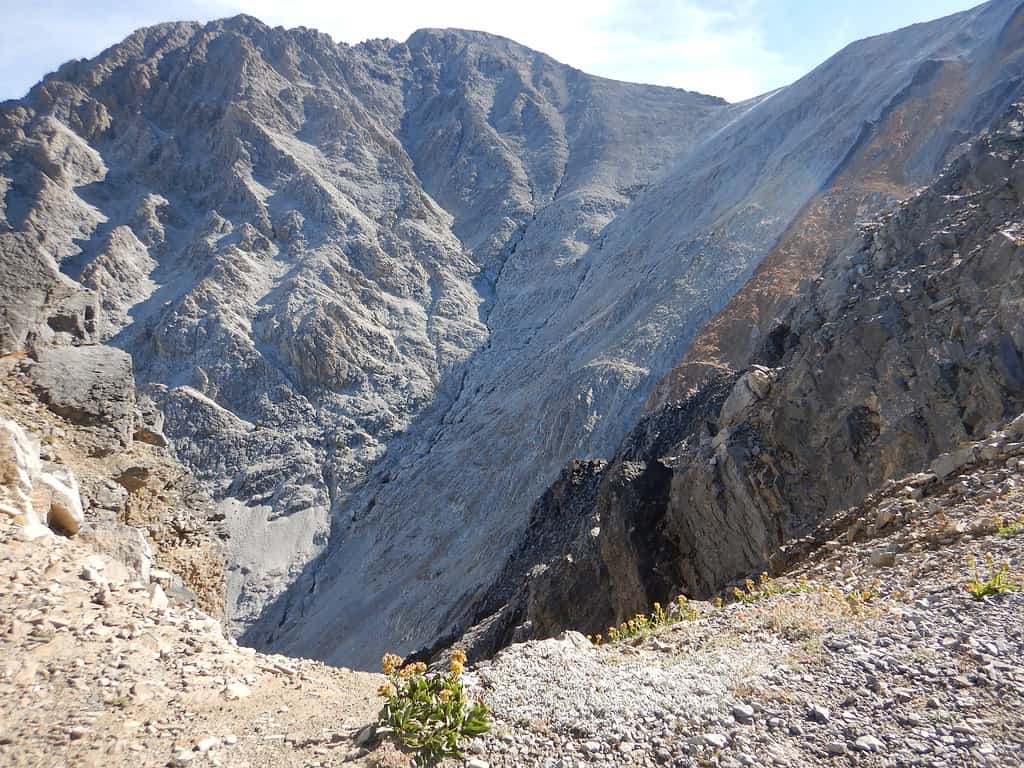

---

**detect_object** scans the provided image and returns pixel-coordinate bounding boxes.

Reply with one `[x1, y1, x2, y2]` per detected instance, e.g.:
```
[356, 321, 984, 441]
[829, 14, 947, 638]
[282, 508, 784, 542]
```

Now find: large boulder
[36, 465, 84, 535]
[26, 345, 136, 447]
[0, 417, 85, 536]
[0, 418, 41, 522]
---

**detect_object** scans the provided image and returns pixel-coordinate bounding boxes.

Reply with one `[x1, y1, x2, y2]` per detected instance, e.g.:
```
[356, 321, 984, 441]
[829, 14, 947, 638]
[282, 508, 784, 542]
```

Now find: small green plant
[731, 572, 817, 604]
[376, 650, 490, 765]
[997, 514, 1024, 538]
[965, 554, 1021, 599]
[729, 572, 876, 609]
[591, 595, 700, 645]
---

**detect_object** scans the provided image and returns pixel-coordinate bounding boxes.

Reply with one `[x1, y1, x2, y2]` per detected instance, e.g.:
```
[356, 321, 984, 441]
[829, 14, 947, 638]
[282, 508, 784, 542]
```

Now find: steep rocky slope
[456, 99, 1024, 655]
[2, 409, 1022, 768]
[0, 14, 728, 643]
[262, 0, 1024, 667]
[0, 351, 225, 615]
[4, 2, 1024, 667]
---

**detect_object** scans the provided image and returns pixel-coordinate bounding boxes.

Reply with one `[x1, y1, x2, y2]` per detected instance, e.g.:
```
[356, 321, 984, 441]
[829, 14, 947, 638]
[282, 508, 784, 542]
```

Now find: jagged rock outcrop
[455, 101, 1024, 651]
[4, 2, 1024, 666]
[0, 417, 83, 536]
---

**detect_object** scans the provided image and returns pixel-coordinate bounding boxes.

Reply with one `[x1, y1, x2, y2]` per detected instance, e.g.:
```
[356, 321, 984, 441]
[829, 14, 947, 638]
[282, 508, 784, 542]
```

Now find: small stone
[466, 760, 489, 768]
[732, 704, 755, 724]
[224, 734, 238, 745]
[195, 736, 221, 752]
[807, 704, 831, 723]
[149, 583, 169, 611]
[704, 733, 729, 749]
[870, 549, 896, 567]
[68, 726, 88, 740]
[825, 741, 847, 756]
[171, 750, 194, 766]
[79, 565, 104, 583]
[854, 735, 885, 752]
[224, 682, 251, 700]
[354, 724, 375, 746]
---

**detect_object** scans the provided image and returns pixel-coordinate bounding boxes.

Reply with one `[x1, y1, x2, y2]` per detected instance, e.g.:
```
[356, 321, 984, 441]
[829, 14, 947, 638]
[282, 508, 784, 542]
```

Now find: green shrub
[997, 515, 1024, 538]
[965, 554, 1021, 599]
[591, 595, 699, 645]
[376, 650, 490, 765]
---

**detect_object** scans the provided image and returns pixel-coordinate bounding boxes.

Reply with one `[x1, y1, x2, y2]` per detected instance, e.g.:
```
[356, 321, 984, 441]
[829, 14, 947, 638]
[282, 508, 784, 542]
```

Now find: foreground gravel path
[0, 515, 384, 768]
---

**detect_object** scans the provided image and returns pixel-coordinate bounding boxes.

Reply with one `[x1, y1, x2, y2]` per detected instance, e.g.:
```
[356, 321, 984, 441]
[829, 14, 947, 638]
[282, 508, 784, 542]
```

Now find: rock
[825, 741, 847, 756]
[26, 346, 136, 447]
[195, 736, 221, 752]
[0, 418, 41, 523]
[133, 395, 169, 447]
[704, 734, 729, 749]
[854, 735, 885, 752]
[870, 548, 897, 568]
[113, 461, 153, 493]
[36, 465, 84, 535]
[354, 724, 375, 746]
[732, 704, 755, 724]
[807, 704, 831, 723]
[80, 524, 153, 582]
[149, 583, 169, 611]
[930, 447, 978, 481]
[719, 367, 774, 427]
[224, 682, 251, 700]
[171, 749, 194, 766]
[80, 565, 105, 584]
[466, 760, 489, 768]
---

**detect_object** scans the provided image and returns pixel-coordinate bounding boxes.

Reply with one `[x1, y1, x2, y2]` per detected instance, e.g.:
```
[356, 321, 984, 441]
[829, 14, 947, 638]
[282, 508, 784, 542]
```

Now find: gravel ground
[458, 430, 1024, 768]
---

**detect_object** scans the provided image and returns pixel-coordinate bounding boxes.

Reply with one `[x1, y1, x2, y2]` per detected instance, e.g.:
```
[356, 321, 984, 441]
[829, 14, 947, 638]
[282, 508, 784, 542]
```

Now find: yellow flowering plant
[376, 649, 490, 765]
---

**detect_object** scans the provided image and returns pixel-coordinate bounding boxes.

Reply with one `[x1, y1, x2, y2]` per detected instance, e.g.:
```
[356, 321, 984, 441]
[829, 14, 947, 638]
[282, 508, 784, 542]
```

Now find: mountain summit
[2, 1, 1024, 672]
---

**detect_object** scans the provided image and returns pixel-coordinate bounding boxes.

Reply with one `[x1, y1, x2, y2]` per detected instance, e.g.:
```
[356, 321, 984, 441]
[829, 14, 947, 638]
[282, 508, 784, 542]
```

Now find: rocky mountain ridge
[448, 96, 1024, 658]
[3, 0, 1024, 669]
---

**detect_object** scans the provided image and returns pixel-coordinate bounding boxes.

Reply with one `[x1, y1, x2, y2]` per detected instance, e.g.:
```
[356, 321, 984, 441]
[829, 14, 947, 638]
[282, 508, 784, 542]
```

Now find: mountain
[2, 1, 1024, 670]
[448, 96, 1024, 659]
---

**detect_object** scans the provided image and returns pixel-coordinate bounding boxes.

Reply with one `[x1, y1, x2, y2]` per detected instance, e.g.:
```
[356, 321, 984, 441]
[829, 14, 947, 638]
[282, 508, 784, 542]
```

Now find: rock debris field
[2, 414, 1024, 768]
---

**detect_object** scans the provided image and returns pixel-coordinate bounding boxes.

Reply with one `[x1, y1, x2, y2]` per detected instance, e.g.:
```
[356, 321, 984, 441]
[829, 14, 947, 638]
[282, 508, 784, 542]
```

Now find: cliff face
[460, 102, 1024, 652]
[4, 2, 1024, 667]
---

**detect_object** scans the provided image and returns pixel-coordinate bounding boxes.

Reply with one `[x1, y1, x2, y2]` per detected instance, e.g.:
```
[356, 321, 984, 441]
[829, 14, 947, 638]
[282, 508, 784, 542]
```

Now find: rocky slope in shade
[264, 0, 1024, 667]
[4, 1, 1024, 667]
[449, 101, 1024, 657]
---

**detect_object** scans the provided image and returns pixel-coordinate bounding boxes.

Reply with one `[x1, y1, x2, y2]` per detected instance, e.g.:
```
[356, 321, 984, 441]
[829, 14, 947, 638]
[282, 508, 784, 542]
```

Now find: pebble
[807, 704, 831, 723]
[224, 682, 251, 700]
[733, 704, 755, 723]
[854, 735, 885, 752]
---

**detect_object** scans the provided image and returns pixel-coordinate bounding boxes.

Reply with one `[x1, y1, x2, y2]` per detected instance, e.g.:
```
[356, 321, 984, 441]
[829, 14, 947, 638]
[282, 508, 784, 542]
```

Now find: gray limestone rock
[2, 3, 1024, 668]
[26, 346, 135, 448]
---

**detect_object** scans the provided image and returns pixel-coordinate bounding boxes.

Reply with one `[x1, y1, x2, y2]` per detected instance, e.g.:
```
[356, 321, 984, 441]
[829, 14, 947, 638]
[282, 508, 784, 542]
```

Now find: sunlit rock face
[3, 1, 1024, 667]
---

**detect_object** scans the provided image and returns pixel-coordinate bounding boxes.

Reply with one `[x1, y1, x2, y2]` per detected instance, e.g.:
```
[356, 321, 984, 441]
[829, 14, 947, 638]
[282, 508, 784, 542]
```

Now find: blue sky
[0, 0, 984, 102]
